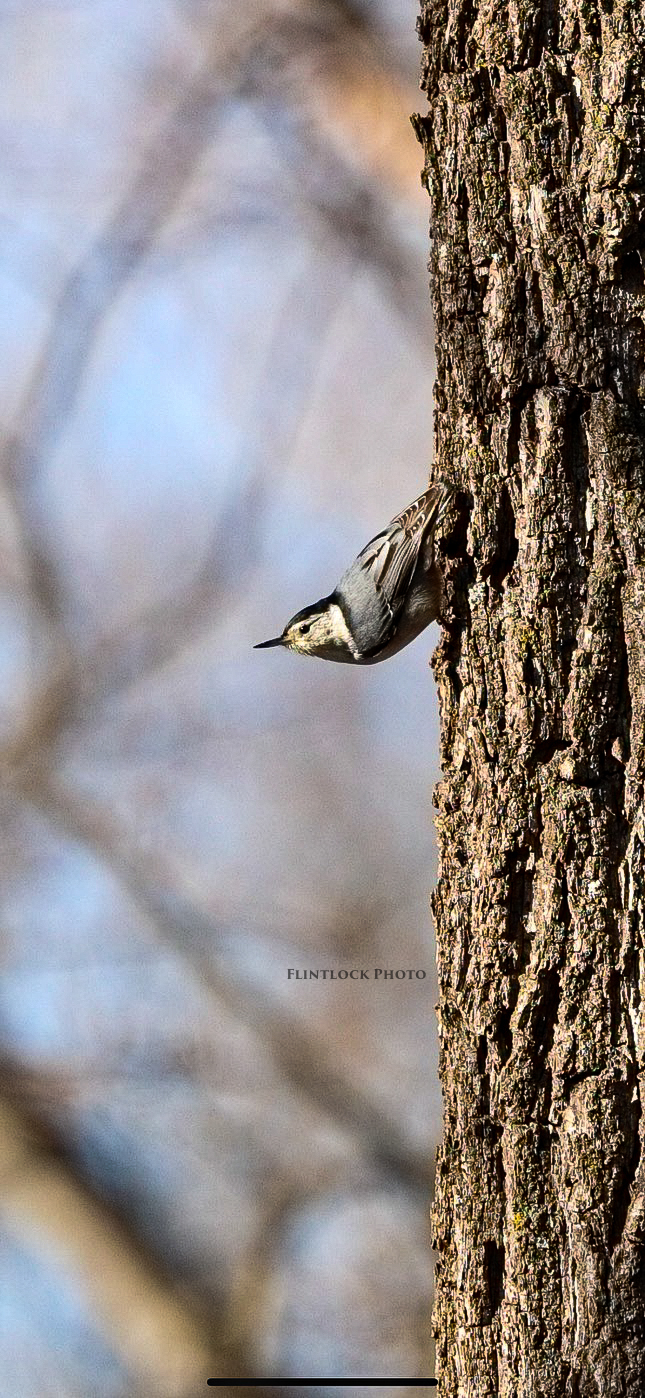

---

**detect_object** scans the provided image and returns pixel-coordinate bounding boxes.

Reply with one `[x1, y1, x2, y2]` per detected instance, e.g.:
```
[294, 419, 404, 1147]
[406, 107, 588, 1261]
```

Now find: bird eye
[299, 622, 311, 635]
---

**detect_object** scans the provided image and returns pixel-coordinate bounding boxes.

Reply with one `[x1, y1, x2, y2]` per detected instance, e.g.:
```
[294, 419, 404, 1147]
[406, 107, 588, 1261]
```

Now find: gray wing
[337, 482, 452, 656]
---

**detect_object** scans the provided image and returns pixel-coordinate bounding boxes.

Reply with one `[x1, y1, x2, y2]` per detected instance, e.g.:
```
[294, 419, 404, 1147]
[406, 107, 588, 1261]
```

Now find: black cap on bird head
[254, 597, 333, 650]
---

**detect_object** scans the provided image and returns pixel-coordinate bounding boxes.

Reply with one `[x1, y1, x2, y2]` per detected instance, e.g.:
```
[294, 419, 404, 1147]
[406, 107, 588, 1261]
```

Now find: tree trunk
[413, 2, 645, 1393]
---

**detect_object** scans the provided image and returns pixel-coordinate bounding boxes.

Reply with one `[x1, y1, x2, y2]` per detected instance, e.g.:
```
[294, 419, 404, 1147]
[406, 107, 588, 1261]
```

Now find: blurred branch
[0, 1089, 225, 1393]
[241, 9, 431, 347]
[74, 251, 354, 709]
[16, 774, 429, 1189]
[3, 0, 429, 720]
[0, 4, 298, 626]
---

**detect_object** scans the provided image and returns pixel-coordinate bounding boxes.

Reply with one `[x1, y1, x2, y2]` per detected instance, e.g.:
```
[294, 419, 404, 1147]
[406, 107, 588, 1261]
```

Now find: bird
[254, 480, 453, 664]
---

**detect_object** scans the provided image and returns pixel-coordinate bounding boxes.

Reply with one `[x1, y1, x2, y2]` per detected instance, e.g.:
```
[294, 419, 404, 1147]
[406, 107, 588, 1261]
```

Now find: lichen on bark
[415, 0, 645, 1393]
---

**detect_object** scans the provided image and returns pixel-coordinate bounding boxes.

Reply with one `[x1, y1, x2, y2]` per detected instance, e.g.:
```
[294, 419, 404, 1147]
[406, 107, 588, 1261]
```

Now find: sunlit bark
[415, 1, 645, 1391]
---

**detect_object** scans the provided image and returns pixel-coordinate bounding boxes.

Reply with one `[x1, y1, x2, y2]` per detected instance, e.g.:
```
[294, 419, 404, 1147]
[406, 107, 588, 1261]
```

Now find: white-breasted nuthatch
[255, 480, 453, 664]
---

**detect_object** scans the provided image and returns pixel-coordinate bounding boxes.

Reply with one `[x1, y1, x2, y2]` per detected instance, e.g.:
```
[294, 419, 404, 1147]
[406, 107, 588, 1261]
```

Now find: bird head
[255, 596, 355, 661]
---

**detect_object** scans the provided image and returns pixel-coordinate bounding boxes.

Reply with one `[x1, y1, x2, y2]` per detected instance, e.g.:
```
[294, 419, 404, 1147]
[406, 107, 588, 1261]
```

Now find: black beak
[254, 636, 284, 649]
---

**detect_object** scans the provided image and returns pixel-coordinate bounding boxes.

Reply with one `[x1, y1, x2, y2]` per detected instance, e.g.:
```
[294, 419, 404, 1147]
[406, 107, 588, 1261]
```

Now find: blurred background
[0, 1, 441, 1394]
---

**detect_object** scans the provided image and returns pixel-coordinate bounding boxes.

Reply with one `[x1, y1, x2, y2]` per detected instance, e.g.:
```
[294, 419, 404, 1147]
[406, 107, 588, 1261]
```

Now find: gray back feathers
[336, 481, 452, 657]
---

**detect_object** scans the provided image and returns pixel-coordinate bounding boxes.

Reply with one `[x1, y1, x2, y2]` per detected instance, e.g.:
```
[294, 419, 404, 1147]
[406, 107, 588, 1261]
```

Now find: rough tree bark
[413, 1, 645, 1394]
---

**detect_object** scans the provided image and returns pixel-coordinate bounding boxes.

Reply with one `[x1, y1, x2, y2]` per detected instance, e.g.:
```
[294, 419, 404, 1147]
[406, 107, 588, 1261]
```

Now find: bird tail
[429, 477, 455, 528]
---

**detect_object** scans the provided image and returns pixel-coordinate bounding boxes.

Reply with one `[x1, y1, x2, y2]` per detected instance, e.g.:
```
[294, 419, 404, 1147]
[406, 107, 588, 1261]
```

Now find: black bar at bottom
[207, 1381, 438, 1388]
